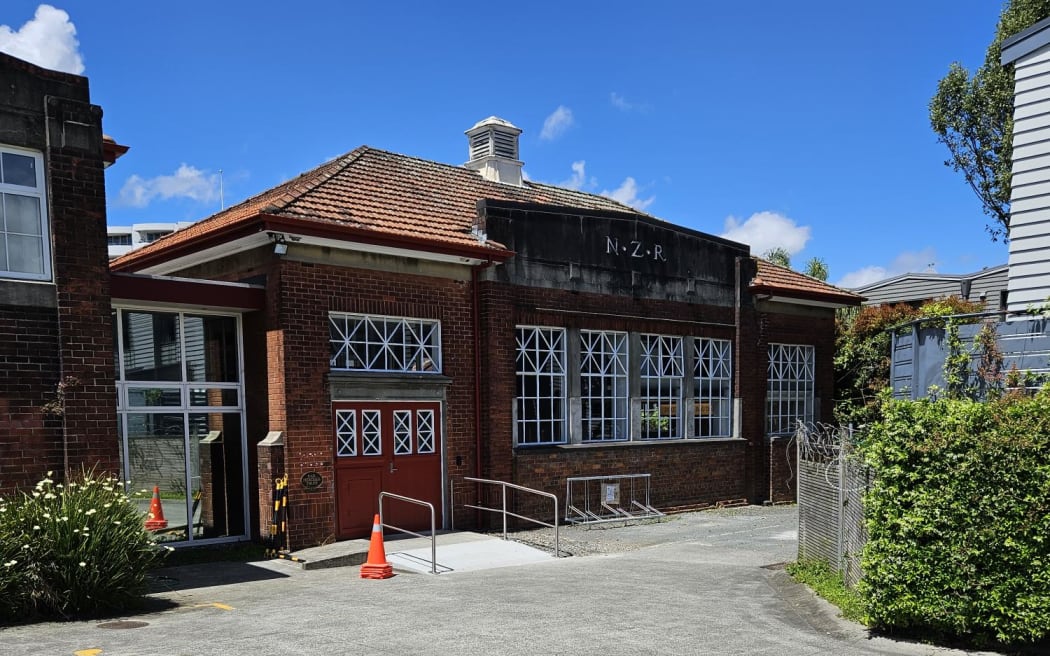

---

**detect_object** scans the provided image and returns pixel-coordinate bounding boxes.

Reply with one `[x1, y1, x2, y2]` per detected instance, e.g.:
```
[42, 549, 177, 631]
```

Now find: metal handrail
[377, 492, 437, 575]
[457, 476, 560, 557]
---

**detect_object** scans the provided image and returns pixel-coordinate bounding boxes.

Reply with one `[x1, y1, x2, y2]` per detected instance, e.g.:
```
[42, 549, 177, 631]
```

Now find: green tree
[930, 0, 1050, 241]
[804, 257, 828, 281]
[762, 247, 791, 268]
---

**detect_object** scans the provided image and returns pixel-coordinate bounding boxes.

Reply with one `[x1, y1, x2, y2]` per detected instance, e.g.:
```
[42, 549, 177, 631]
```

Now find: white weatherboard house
[1003, 16, 1050, 312]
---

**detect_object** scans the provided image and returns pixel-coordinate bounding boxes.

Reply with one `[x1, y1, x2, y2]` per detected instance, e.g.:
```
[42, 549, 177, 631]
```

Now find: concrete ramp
[387, 532, 554, 574]
[284, 531, 554, 574]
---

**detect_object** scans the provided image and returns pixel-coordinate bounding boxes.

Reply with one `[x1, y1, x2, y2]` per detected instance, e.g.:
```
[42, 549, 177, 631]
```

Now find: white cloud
[601, 177, 655, 211]
[836, 248, 938, 289]
[561, 160, 596, 191]
[610, 92, 651, 112]
[118, 164, 221, 208]
[540, 106, 574, 141]
[0, 5, 84, 75]
[719, 212, 811, 257]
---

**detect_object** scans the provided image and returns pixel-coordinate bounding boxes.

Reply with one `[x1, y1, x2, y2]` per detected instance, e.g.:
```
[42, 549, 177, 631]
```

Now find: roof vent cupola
[464, 116, 524, 186]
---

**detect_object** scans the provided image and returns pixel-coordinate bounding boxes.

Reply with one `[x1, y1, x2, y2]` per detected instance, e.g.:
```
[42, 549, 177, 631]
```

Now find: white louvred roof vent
[464, 116, 524, 186]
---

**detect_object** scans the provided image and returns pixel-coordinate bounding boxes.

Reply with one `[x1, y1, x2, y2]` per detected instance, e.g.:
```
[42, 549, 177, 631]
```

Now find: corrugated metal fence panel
[841, 460, 869, 587]
[797, 459, 841, 568]
[797, 425, 870, 588]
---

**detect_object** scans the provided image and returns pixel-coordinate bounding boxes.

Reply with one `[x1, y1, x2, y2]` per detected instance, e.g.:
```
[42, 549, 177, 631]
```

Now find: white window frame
[579, 330, 630, 442]
[694, 338, 733, 438]
[515, 326, 567, 445]
[329, 312, 442, 373]
[640, 334, 684, 440]
[767, 343, 815, 436]
[0, 145, 51, 281]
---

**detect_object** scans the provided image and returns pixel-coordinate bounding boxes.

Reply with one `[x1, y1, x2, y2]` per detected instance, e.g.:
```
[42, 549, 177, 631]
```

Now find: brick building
[111, 117, 861, 549]
[0, 53, 126, 493]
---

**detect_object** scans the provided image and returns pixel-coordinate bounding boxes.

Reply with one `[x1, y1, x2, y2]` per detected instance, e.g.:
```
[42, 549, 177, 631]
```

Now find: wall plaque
[301, 471, 323, 490]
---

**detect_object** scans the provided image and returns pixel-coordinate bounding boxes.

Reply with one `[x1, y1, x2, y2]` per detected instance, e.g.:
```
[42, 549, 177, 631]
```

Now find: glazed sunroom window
[329, 313, 442, 373]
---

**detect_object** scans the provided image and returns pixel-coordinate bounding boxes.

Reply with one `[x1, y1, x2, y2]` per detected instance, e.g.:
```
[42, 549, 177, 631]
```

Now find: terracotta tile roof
[751, 258, 863, 305]
[112, 147, 651, 269]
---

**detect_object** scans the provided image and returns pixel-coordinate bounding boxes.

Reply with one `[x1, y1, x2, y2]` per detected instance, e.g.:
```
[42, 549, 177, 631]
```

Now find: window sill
[515, 437, 747, 451]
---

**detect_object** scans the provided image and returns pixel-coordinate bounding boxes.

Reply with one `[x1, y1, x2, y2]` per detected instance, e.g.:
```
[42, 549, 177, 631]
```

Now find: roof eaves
[750, 282, 864, 306]
[259, 214, 513, 262]
[1002, 15, 1050, 64]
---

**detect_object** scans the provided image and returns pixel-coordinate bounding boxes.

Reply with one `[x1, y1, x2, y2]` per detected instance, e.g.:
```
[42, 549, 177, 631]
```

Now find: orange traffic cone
[359, 514, 393, 579]
[144, 485, 168, 531]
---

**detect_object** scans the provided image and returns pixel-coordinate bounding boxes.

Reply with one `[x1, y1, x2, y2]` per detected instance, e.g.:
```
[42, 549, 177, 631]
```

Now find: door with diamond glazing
[333, 401, 442, 539]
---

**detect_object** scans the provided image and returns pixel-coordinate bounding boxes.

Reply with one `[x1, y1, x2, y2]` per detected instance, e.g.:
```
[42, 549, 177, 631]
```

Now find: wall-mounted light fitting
[267, 231, 289, 256]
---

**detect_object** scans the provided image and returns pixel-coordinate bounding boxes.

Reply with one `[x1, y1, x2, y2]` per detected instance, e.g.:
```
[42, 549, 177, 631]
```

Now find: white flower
[32, 525, 40, 530]
[31, 491, 40, 498]
[43, 493, 56, 500]
[60, 516, 68, 522]
[42, 513, 50, 519]
[112, 520, 121, 525]
[3, 560, 16, 567]
[79, 562, 86, 567]
[103, 503, 112, 508]
[85, 509, 97, 516]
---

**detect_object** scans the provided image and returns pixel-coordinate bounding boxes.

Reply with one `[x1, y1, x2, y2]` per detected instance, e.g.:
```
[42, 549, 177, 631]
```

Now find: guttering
[258, 215, 513, 263]
[748, 284, 863, 307]
[112, 213, 514, 273]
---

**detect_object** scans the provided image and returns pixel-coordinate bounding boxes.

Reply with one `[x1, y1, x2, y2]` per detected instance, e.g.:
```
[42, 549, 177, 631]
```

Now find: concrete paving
[0, 506, 1005, 656]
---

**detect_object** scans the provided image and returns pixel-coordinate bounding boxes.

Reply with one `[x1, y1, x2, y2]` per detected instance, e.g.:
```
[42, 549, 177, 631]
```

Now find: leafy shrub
[834, 298, 985, 426]
[860, 394, 1050, 645]
[0, 470, 162, 622]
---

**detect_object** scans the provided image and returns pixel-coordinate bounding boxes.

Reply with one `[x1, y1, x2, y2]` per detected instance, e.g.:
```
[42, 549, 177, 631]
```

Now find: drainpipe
[471, 263, 491, 481]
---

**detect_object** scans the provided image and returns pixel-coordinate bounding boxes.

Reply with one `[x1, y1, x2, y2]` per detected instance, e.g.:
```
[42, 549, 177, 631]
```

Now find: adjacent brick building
[0, 53, 126, 493]
[112, 117, 861, 549]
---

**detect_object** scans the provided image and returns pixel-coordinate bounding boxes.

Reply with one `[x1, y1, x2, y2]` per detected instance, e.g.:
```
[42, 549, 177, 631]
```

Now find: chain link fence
[796, 423, 869, 587]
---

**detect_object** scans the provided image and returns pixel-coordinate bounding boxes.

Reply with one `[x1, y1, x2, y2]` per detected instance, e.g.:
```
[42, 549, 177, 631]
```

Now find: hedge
[859, 393, 1050, 645]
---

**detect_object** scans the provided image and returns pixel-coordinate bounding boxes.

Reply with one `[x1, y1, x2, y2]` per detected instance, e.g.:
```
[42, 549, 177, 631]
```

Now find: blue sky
[1, 1, 1010, 287]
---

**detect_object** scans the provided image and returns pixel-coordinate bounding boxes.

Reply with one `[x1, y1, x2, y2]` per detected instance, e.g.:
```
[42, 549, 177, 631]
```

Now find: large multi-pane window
[515, 327, 566, 445]
[640, 334, 684, 439]
[0, 146, 50, 281]
[580, 331, 629, 442]
[329, 313, 441, 373]
[767, 343, 815, 436]
[694, 338, 733, 437]
[115, 309, 246, 544]
[514, 326, 736, 445]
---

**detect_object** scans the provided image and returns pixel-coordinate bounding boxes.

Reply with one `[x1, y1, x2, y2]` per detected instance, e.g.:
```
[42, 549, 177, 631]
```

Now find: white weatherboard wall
[1009, 43, 1050, 313]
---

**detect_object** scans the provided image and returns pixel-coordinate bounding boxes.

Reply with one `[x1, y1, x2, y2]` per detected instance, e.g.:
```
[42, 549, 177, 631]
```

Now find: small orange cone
[359, 514, 393, 579]
[144, 485, 168, 531]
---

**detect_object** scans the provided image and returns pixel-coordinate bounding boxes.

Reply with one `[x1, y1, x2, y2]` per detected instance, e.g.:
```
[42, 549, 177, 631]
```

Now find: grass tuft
[787, 559, 868, 625]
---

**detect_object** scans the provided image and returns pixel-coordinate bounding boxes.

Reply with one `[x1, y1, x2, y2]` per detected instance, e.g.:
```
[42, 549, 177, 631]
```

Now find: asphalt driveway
[0, 505, 1001, 656]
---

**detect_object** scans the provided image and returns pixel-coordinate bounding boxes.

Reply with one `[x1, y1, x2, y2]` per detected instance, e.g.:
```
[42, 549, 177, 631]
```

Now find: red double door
[333, 400, 442, 539]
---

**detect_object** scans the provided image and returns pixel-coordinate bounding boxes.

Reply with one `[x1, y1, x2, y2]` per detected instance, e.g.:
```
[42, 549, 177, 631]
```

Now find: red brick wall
[49, 94, 120, 484]
[0, 306, 63, 490]
[476, 281, 749, 517]
[477, 280, 839, 512]
[758, 306, 837, 503]
[272, 260, 476, 549]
